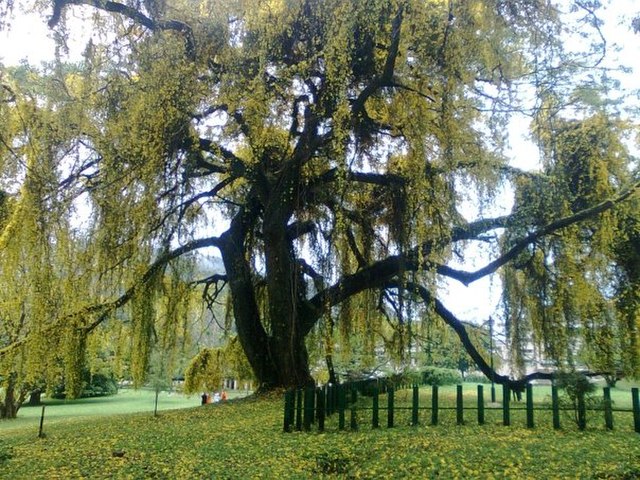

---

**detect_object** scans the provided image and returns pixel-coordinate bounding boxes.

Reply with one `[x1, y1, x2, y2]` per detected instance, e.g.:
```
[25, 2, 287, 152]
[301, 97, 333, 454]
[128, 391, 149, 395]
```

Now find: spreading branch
[287, 220, 316, 241]
[351, 4, 404, 121]
[440, 179, 640, 286]
[48, 0, 195, 57]
[307, 179, 640, 332]
[0, 235, 223, 358]
[400, 280, 614, 392]
[317, 168, 406, 187]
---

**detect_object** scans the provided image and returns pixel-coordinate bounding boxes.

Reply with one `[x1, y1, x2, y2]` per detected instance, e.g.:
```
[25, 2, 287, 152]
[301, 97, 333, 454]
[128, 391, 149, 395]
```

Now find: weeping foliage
[86, 36, 201, 283]
[127, 258, 209, 387]
[184, 348, 225, 394]
[422, 312, 495, 376]
[602, 188, 640, 377]
[129, 277, 159, 387]
[502, 113, 639, 376]
[0, 58, 209, 403]
[183, 338, 253, 395]
[0, 0, 638, 395]
[0, 77, 93, 410]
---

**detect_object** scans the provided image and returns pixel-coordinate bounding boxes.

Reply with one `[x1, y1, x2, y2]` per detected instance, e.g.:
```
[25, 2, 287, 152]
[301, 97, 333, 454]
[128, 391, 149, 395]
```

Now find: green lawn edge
[1, 386, 639, 479]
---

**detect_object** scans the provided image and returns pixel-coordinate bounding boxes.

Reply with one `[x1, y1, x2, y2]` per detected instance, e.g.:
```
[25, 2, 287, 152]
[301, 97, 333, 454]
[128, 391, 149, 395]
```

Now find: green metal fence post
[291, 389, 297, 431]
[387, 385, 395, 428]
[350, 405, 358, 431]
[315, 386, 322, 423]
[431, 385, 439, 426]
[38, 405, 46, 439]
[283, 389, 294, 432]
[577, 392, 586, 431]
[477, 384, 484, 425]
[456, 384, 464, 425]
[316, 387, 325, 432]
[412, 385, 419, 426]
[303, 386, 314, 431]
[502, 383, 510, 426]
[296, 389, 303, 431]
[338, 384, 346, 430]
[632, 388, 640, 434]
[552, 385, 560, 430]
[526, 384, 534, 429]
[603, 387, 613, 430]
[372, 385, 379, 429]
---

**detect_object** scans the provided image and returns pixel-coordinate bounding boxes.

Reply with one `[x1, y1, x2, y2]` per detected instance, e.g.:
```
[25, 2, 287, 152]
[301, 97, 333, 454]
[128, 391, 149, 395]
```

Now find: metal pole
[489, 316, 496, 403]
[38, 405, 46, 438]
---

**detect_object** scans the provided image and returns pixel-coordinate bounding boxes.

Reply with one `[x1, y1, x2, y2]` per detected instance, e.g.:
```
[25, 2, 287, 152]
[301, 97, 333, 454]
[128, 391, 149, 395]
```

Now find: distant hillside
[195, 254, 225, 276]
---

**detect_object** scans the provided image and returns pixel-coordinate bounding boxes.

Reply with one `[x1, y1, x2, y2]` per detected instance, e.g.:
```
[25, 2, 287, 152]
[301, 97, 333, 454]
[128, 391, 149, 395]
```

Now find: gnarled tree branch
[0, 235, 223, 358]
[440, 179, 640, 286]
[48, 0, 195, 57]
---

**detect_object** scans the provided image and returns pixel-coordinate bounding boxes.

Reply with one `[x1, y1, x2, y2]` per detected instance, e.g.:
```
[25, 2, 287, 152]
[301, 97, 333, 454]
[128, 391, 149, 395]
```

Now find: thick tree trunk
[220, 213, 278, 389]
[219, 203, 315, 390]
[28, 389, 42, 406]
[262, 204, 314, 389]
[268, 330, 314, 388]
[0, 374, 21, 419]
[219, 159, 317, 390]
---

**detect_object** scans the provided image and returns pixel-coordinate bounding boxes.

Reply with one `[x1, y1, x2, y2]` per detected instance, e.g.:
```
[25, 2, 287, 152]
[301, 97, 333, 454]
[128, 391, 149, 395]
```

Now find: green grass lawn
[1, 383, 639, 479]
[0, 388, 246, 435]
[346, 381, 639, 433]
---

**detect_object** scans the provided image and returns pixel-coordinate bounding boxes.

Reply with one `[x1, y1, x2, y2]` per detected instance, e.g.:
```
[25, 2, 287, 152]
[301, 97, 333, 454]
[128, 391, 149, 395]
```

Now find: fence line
[283, 381, 640, 434]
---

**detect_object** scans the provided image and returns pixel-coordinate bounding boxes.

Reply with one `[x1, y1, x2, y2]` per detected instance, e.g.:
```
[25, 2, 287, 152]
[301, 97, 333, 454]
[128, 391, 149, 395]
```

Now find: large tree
[0, 0, 638, 399]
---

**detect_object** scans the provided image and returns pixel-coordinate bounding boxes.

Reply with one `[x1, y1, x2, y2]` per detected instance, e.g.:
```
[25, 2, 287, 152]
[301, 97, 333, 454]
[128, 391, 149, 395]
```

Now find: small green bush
[352, 378, 383, 397]
[52, 372, 118, 399]
[421, 367, 462, 386]
[82, 373, 118, 397]
[385, 370, 422, 388]
[463, 372, 490, 384]
[0, 441, 12, 464]
[314, 452, 353, 475]
[556, 371, 601, 430]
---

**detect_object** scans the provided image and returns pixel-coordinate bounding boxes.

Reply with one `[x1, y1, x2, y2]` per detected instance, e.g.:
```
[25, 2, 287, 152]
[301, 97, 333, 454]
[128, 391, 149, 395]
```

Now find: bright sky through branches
[0, 1, 638, 325]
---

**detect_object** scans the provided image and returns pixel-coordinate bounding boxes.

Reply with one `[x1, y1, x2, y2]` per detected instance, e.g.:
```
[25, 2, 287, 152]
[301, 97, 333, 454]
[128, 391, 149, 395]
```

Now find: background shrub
[0, 440, 12, 464]
[421, 367, 462, 386]
[464, 372, 491, 384]
[556, 371, 601, 429]
[52, 371, 118, 399]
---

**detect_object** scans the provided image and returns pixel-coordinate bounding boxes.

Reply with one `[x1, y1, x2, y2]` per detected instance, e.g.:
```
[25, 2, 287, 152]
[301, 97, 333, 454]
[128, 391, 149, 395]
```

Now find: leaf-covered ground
[2, 391, 639, 479]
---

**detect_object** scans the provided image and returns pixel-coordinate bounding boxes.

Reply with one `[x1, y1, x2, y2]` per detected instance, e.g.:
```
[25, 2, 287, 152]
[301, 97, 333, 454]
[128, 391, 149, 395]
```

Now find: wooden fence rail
[283, 382, 640, 434]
